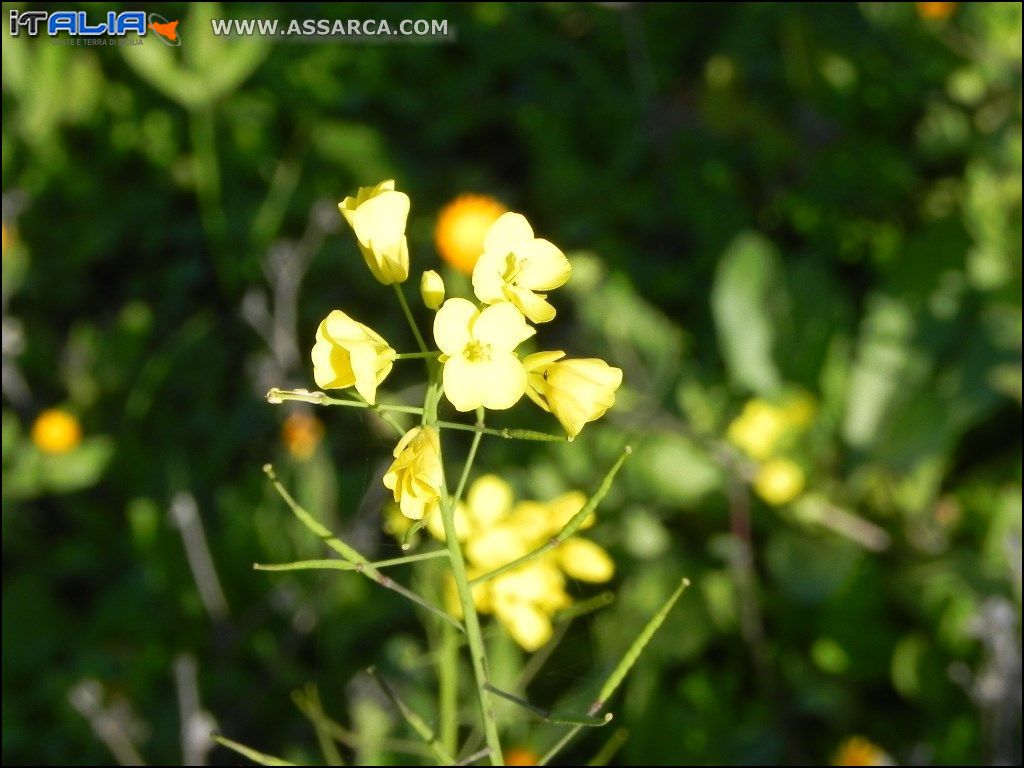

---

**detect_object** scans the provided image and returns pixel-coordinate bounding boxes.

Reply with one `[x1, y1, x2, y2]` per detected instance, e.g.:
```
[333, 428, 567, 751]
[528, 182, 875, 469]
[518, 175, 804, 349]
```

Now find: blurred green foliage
[2, 2, 1020, 765]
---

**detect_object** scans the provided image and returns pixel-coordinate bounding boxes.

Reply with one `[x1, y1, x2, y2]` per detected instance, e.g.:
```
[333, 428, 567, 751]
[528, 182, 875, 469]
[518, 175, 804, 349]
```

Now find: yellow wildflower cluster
[426, 475, 614, 651]
[727, 393, 815, 506]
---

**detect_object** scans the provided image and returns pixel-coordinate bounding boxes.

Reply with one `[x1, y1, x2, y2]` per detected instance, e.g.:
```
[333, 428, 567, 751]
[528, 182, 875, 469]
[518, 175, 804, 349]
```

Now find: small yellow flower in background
[338, 179, 410, 284]
[472, 212, 571, 323]
[420, 270, 445, 310]
[433, 298, 535, 411]
[383, 426, 443, 521]
[832, 735, 892, 766]
[281, 411, 324, 460]
[524, 351, 623, 438]
[425, 474, 614, 651]
[916, 2, 957, 21]
[753, 457, 806, 506]
[435, 194, 507, 274]
[31, 409, 82, 455]
[311, 310, 396, 405]
[557, 538, 615, 582]
[727, 399, 790, 460]
[781, 391, 817, 430]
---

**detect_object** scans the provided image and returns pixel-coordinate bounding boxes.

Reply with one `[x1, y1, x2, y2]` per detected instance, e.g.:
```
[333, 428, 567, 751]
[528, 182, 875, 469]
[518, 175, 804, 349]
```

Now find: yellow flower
[524, 351, 623, 438]
[433, 298, 535, 412]
[490, 558, 570, 650]
[557, 538, 615, 582]
[311, 310, 396, 405]
[420, 270, 445, 310]
[832, 736, 891, 766]
[435, 194, 507, 274]
[338, 179, 410, 284]
[281, 411, 324, 460]
[472, 212, 571, 323]
[424, 475, 613, 651]
[753, 457, 805, 506]
[31, 409, 82, 455]
[726, 399, 789, 460]
[383, 426, 443, 520]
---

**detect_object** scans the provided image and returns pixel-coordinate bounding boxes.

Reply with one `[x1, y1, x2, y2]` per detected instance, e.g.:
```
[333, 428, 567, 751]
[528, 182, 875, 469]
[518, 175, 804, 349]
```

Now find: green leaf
[711, 232, 784, 395]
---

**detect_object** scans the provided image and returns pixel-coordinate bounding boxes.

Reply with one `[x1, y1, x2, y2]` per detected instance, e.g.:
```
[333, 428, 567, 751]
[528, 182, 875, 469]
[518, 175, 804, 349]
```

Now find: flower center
[464, 340, 492, 362]
[501, 252, 528, 284]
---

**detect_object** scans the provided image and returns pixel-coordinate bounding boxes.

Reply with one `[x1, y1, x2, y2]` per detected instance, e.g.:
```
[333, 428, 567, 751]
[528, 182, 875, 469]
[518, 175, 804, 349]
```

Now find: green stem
[453, 407, 485, 509]
[470, 447, 632, 587]
[254, 549, 449, 572]
[395, 351, 440, 360]
[368, 667, 456, 765]
[262, 464, 463, 633]
[425, 378, 504, 765]
[394, 283, 430, 354]
[438, 621, 459, 757]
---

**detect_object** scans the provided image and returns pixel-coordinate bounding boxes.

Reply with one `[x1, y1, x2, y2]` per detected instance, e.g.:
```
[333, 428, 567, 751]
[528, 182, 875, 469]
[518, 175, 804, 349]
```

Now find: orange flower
[31, 409, 82, 455]
[916, 2, 956, 21]
[281, 411, 324, 460]
[833, 735, 891, 766]
[505, 747, 539, 766]
[435, 194, 507, 274]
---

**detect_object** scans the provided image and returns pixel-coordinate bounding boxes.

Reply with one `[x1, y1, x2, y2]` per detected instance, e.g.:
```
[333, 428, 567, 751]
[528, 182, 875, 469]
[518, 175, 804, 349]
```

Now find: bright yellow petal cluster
[753, 458, 806, 506]
[472, 212, 571, 323]
[433, 298, 535, 411]
[383, 426, 443, 520]
[428, 474, 614, 651]
[339, 179, 410, 284]
[524, 351, 623, 438]
[727, 392, 816, 506]
[311, 310, 396, 405]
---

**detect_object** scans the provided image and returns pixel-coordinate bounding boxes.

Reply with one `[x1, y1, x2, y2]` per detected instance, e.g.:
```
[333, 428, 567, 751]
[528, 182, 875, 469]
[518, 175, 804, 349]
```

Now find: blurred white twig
[68, 679, 147, 766]
[169, 491, 230, 622]
[174, 654, 217, 766]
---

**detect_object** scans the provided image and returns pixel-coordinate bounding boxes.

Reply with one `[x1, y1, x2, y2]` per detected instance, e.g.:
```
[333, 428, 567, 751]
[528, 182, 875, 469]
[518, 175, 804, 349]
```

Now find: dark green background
[2, 3, 1021, 765]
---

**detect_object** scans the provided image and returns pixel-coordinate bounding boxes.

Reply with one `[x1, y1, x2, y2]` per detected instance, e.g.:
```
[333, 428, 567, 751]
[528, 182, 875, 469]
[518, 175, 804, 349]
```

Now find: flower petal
[472, 302, 535, 352]
[433, 298, 477, 356]
[349, 190, 410, 250]
[516, 238, 571, 291]
[442, 355, 487, 412]
[504, 284, 556, 324]
[483, 212, 533, 255]
[523, 350, 566, 372]
[466, 475, 514, 526]
[480, 353, 527, 410]
[471, 248, 510, 305]
[558, 538, 615, 582]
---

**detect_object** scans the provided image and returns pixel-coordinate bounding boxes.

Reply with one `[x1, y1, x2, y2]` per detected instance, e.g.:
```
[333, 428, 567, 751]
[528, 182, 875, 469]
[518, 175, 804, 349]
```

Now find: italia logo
[9, 10, 182, 46]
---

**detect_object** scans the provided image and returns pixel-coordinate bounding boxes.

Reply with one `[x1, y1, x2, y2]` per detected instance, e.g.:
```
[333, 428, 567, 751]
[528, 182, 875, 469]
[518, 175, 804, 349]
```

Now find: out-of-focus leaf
[765, 530, 861, 604]
[626, 434, 723, 506]
[711, 232, 783, 395]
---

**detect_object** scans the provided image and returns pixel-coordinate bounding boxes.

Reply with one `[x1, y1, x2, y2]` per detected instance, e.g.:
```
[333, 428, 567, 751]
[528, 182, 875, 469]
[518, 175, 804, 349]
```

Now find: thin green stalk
[262, 464, 463, 633]
[291, 686, 344, 766]
[586, 728, 629, 767]
[470, 447, 632, 587]
[424, 378, 504, 765]
[438, 620, 460, 758]
[214, 735, 295, 766]
[254, 549, 449, 572]
[395, 351, 440, 360]
[367, 667, 456, 765]
[539, 578, 690, 766]
[267, 389, 564, 442]
[453, 407, 485, 509]
[482, 684, 611, 727]
[394, 283, 430, 354]
[189, 107, 230, 287]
